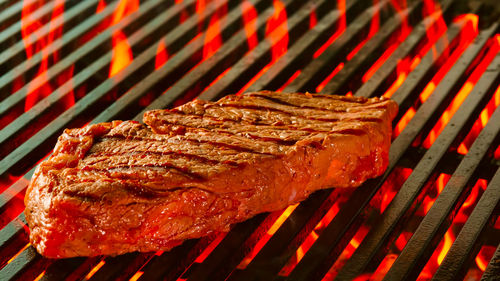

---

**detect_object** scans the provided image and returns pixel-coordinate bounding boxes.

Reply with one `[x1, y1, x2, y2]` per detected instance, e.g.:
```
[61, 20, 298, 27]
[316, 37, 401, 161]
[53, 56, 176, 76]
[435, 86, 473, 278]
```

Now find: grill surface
[0, 0, 499, 280]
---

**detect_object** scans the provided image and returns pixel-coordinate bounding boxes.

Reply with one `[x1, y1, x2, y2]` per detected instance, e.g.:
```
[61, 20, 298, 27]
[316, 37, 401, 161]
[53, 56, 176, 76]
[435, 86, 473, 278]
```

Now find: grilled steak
[25, 91, 398, 258]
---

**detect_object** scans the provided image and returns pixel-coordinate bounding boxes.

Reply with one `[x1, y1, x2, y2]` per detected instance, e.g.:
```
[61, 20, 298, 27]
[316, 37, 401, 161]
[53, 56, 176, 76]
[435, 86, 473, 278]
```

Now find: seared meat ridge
[25, 91, 398, 257]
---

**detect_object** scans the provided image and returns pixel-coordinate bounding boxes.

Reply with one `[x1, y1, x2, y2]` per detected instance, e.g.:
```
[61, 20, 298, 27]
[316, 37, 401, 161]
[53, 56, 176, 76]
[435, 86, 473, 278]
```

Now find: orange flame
[236, 1, 289, 95]
[347, 0, 380, 60]
[96, 0, 106, 13]
[437, 230, 454, 265]
[84, 260, 106, 279]
[108, 0, 138, 77]
[155, 40, 169, 69]
[109, 30, 133, 77]
[362, 0, 412, 83]
[313, 0, 345, 58]
[203, 13, 223, 59]
[476, 246, 496, 272]
[22, 0, 66, 111]
[309, 7, 317, 29]
[316, 63, 344, 92]
[241, 0, 258, 50]
[394, 107, 415, 136]
[423, 34, 498, 148]
[419, 14, 478, 103]
[265, 0, 288, 61]
[237, 204, 298, 269]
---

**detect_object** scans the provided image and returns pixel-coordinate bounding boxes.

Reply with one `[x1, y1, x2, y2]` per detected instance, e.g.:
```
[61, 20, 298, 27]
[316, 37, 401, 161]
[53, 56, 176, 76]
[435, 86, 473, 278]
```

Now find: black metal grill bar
[383, 49, 500, 280]
[480, 243, 500, 280]
[354, 0, 453, 98]
[319, 1, 422, 95]
[0, 0, 222, 176]
[197, 0, 364, 101]
[333, 23, 498, 280]
[283, 0, 389, 93]
[433, 164, 500, 280]
[285, 18, 474, 281]
[0, 0, 99, 76]
[136, 0, 311, 117]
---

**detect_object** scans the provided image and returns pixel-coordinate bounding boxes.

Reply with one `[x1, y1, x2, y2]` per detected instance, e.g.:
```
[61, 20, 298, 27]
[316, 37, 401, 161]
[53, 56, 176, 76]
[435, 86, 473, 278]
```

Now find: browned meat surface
[25, 91, 398, 258]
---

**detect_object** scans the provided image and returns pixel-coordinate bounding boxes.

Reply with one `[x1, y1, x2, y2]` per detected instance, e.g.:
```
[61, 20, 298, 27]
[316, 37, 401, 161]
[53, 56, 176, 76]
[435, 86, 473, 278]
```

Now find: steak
[24, 91, 398, 258]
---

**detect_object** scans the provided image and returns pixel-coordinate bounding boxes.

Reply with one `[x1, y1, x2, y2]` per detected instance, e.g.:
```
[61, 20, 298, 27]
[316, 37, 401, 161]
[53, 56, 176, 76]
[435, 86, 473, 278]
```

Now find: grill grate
[0, 0, 499, 280]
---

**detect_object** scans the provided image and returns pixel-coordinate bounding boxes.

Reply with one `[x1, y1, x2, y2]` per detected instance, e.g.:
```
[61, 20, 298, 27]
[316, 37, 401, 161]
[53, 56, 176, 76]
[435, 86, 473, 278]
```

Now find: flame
[372, 254, 398, 280]
[422, 0, 447, 58]
[108, 0, 138, 77]
[395, 231, 411, 251]
[194, 232, 227, 263]
[316, 63, 344, 92]
[419, 14, 478, 103]
[111, 0, 139, 25]
[109, 30, 133, 77]
[313, 0, 346, 58]
[382, 58, 410, 98]
[129, 271, 144, 281]
[437, 230, 454, 265]
[278, 70, 301, 91]
[322, 225, 370, 279]
[237, 204, 298, 269]
[424, 35, 498, 148]
[265, 0, 288, 61]
[457, 39, 500, 155]
[309, 7, 317, 29]
[237, 1, 289, 95]
[155, 40, 169, 69]
[96, 0, 106, 13]
[21, 0, 66, 111]
[346, 0, 380, 60]
[280, 201, 343, 275]
[84, 260, 106, 279]
[476, 246, 496, 272]
[203, 13, 223, 59]
[6, 243, 31, 264]
[241, 0, 258, 50]
[362, 0, 412, 83]
[34, 271, 45, 281]
[394, 107, 415, 136]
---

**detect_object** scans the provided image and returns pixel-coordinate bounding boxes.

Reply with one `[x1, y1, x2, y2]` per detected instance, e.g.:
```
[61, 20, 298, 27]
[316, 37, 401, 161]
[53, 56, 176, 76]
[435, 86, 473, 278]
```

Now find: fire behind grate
[0, 0, 499, 280]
